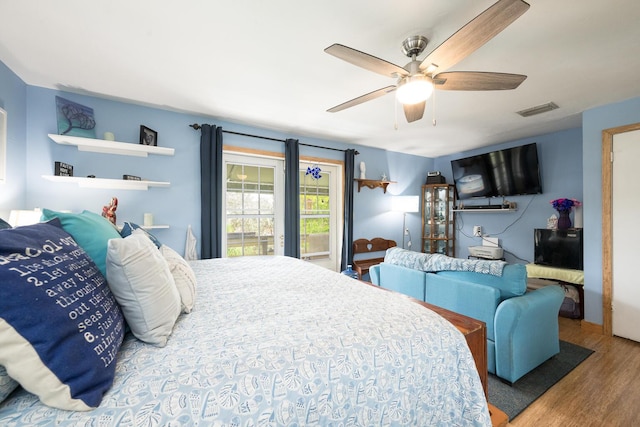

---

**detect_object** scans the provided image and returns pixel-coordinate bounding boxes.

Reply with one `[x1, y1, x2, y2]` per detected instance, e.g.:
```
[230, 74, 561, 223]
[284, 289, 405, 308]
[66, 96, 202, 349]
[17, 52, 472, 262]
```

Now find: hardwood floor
[507, 317, 640, 426]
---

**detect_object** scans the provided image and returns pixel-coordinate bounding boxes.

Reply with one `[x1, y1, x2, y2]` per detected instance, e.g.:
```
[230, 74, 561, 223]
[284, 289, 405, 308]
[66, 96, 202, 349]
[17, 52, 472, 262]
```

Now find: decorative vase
[557, 210, 572, 230]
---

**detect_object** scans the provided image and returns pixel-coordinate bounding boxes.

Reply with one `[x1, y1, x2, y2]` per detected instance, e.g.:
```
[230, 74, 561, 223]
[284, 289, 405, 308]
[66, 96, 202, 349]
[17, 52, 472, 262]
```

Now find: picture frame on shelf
[139, 125, 157, 146]
[55, 96, 97, 138]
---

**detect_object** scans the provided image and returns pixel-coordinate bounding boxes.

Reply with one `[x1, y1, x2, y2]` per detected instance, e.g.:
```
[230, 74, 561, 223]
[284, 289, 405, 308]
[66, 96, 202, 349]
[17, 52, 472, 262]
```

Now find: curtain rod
[189, 123, 359, 155]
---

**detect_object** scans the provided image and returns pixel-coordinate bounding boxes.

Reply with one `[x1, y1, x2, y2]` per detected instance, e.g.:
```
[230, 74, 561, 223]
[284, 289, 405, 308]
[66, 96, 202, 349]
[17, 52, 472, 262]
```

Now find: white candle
[143, 213, 154, 227]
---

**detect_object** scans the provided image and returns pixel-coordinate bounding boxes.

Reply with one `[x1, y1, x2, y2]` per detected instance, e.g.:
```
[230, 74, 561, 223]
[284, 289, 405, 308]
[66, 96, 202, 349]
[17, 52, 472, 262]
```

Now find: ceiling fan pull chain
[394, 98, 399, 130]
[432, 82, 437, 126]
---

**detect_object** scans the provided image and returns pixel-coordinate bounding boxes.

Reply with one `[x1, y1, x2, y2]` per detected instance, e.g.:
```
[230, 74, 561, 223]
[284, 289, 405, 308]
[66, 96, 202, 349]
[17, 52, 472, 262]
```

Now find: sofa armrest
[370, 264, 381, 285]
[494, 285, 564, 383]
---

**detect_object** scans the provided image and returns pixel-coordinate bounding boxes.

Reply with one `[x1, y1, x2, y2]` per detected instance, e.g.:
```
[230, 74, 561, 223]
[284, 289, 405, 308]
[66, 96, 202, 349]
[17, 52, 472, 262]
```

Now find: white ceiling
[1, 0, 639, 158]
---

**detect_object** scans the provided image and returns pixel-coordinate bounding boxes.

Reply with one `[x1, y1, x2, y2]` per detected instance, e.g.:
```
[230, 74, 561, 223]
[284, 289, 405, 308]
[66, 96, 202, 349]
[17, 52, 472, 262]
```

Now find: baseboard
[580, 319, 604, 334]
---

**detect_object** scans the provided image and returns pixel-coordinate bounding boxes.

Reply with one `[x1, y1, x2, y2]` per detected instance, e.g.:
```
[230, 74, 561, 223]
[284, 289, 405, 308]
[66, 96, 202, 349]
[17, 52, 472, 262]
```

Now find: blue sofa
[369, 248, 564, 383]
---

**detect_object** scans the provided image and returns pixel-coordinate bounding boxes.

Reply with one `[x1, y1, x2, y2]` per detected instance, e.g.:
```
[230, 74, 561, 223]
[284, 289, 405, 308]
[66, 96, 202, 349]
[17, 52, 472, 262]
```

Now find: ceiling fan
[325, 0, 530, 123]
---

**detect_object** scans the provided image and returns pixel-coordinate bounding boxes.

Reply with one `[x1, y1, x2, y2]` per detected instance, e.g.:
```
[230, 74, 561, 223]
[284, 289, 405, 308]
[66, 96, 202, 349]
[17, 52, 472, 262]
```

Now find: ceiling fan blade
[433, 71, 526, 90]
[403, 101, 426, 123]
[419, 0, 530, 74]
[325, 44, 409, 78]
[327, 86, 397, 113]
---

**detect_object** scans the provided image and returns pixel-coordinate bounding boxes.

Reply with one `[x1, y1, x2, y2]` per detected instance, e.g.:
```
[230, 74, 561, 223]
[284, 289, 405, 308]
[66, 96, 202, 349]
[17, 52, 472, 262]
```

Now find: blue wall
[0, 60, 27, 216]
[434, 128, 583, 264]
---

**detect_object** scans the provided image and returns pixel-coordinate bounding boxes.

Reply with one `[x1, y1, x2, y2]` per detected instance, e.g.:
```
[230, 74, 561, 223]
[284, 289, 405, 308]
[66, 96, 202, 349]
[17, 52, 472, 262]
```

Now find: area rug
[488, 340, 594, 420]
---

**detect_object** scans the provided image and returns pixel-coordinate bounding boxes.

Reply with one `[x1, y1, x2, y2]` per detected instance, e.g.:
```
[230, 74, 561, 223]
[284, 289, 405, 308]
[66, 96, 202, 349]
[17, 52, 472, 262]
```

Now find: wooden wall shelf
[354, 178, 396, 193]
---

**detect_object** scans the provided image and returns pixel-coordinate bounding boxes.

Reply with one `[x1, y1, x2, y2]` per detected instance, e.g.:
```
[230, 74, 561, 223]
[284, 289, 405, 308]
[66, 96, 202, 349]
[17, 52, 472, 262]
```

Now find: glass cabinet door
[421, 184, 455, 256]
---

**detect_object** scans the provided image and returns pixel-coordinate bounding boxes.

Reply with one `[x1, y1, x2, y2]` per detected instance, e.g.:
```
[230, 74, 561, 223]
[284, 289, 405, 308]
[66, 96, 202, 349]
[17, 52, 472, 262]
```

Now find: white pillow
[160, 244, 197, 313]
[106, 233, 181, 347]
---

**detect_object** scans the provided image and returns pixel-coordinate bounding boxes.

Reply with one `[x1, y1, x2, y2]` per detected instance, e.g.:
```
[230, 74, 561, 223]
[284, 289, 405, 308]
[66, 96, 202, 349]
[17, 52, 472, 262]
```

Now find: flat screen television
[534, 228, 583, 270]
[451, 142, 542, 200]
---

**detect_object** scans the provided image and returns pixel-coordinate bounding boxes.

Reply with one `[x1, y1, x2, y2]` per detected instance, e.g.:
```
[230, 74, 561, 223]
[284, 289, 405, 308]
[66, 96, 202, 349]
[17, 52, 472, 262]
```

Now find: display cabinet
[421, 184, 456, 256]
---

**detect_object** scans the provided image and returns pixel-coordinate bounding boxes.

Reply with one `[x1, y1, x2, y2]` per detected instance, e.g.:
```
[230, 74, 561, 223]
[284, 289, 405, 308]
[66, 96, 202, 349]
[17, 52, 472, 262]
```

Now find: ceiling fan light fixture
[396, 75, 433, 105]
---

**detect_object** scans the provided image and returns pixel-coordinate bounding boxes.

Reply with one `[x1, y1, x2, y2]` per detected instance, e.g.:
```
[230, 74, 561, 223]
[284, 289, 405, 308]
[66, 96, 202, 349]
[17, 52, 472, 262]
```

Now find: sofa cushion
[378, 263, 426, 301]
[435, 263, 527, 299]
[0, 219, 125, 410]
[426, 273, 501, 341]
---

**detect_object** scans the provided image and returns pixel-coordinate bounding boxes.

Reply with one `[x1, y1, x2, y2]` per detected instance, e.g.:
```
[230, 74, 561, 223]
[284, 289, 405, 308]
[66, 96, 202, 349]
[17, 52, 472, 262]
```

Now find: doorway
[602, 122, 640, 339]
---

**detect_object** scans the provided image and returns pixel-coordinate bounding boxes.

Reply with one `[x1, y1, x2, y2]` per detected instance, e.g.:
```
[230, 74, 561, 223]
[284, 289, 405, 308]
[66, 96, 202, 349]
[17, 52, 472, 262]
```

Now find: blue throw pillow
[0, 217, 11, 229]
[0, 219, 125, 410]
[120, 221, 162, 248]
[40, 209, 122, 278]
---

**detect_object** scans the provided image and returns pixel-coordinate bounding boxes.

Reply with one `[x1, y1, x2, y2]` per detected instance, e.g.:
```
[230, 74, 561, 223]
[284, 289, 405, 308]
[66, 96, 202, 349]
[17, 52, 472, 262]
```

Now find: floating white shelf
[48, 134, 174, 157]
[117, 224, 169, 230]
[453, 208, 516, 213]
[42, 175, 170, 190]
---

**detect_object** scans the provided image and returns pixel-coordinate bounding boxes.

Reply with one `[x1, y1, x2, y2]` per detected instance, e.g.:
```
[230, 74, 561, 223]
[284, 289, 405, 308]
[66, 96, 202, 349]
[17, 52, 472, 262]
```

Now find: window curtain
[284, 138, 300, 258]
[199, 124, 223, 259]
[341, 149, 356, 271]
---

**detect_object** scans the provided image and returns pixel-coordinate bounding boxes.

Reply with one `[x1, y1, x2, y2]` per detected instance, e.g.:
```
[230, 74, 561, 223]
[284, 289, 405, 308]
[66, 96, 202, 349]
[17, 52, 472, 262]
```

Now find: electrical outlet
[473, 225, 482, 237]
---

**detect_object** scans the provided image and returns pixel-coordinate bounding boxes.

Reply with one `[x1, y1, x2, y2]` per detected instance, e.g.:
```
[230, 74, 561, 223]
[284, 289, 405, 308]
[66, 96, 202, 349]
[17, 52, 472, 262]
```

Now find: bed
[0, 216, 491, 426]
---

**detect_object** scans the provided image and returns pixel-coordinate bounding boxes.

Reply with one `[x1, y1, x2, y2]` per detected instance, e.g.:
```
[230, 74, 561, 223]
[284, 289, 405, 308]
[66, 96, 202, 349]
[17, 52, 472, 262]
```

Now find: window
[223, 153, 284, 257]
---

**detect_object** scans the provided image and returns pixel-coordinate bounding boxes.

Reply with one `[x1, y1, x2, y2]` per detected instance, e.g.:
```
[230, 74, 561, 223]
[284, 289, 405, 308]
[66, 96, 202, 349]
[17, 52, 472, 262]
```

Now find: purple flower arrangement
[550, 198, 581, 212]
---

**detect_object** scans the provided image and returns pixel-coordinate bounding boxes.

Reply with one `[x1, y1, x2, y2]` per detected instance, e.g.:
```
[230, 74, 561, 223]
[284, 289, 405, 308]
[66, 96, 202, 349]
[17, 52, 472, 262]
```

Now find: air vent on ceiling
[516, 102, 559, 117]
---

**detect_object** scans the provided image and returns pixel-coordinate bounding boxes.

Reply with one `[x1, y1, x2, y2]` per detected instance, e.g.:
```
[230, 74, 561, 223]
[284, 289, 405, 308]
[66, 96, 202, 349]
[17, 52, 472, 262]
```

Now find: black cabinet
[534, 228, 583, 270]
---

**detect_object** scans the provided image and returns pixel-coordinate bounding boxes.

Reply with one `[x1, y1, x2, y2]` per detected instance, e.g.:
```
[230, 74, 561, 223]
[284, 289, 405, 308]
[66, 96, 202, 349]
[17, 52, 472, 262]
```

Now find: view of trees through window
[225, 164, 275, 257]
[300, 167, 330, 259]
[225, 160, 334, 261]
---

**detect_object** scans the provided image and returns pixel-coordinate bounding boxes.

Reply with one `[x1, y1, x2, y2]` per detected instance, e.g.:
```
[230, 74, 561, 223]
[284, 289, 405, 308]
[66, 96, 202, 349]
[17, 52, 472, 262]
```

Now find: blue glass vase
[341, 265, 359, 280]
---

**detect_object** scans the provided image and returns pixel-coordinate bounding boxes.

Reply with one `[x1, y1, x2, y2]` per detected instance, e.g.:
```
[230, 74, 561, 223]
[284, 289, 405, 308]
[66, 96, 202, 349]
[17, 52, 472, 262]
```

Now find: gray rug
[488, 340, 594, 420]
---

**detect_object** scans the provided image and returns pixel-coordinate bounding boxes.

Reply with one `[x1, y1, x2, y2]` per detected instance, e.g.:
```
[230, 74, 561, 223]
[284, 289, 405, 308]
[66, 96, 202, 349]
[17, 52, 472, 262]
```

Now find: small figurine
[381, 173, 388, 181]
[102, 197, 118, 225]
[359, 161, 366, 179]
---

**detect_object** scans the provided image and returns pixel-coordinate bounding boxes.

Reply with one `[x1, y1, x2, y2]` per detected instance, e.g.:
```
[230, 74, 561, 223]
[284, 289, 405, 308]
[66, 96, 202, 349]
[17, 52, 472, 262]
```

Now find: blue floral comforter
[0, 256, 490, 426]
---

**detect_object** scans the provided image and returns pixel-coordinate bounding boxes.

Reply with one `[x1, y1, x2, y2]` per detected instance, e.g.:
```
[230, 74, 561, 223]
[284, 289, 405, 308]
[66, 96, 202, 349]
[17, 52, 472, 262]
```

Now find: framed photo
[55, 96, 96, 138]
[139, 125, 157, 146]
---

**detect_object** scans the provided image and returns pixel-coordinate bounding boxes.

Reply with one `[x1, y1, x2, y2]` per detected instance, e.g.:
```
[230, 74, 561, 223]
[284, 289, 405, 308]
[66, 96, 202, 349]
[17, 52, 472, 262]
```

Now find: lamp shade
[392, 196, 420, 213]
